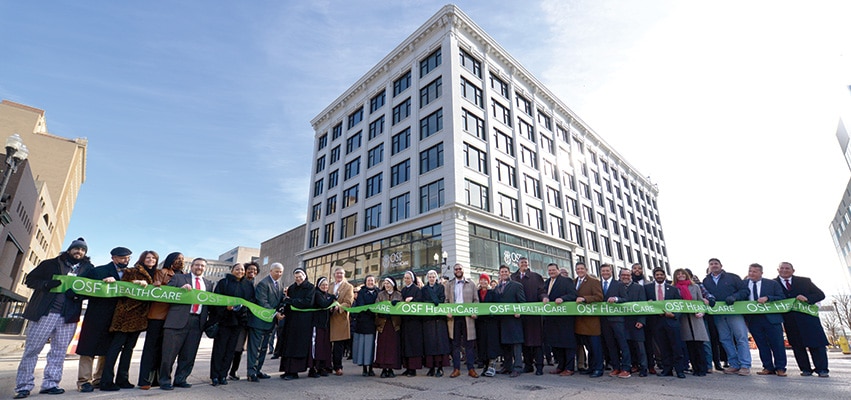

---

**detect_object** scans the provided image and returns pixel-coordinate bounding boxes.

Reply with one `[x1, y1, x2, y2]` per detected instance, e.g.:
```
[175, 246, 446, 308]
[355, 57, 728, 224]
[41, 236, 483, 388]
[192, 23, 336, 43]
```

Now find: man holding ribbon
[702, 258, 750, 376]
[744, 263, 786, 377]
[247, 262, 284, 382]
[775, 261, 829, 377]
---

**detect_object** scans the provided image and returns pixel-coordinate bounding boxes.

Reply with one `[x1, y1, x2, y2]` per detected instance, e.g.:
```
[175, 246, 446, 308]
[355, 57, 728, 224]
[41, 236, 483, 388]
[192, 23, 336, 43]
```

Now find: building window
[497, 193, 519, 222]
[526, 206, 544, 231]
[332, 123, 342, 140]
[309, 228, 320, 248]
[390, 159, 410, 187]
[546, 186, 561, 209]
[419, 108, 443, 140]
[586, 229, 599, 252]
[490, 74, 509, 98]
[313, 179, 324, 197]
[328, 169, 339, 188]
[419, 179, 445, 213]
[459, 49, 482, 78]
[463, 142, 487, 174]
[341, 214, 357, 239]
[494, 128, 514, 156]
[518, 118, 535, 142]
[419, 76, 442, 108]
[496, 160, 517, 188]
[462, 108, 486, 141]
[420, 142, 444, 174]
[570, 223, 583, 246]
[540, 135, 554, 154]
[367, 144, 384, 168]
[311, 203, 321, 222]
[393, 70, 412, 97]
[366, 173, 383, 198]
[389, 129, 410, 156]
[392, 98, 411, 125]
[344, 157, 360, 181]
[317, 133, 328, 150]
[368, 116, 385, 140]
[343, 185, 359, 208]
[566, 195, 579, 216]
[465, 179, 489, 211]
[346, 131, 362, 154]
[460, 78, 483, 108]
[390, 192, 410, 223]
[420, 48, 442, 77]
[315, 155, 326, 173]
[370, 90, 386, 113]
[330, 145, 341, 164]
[515, 93, 532, 116]
[520, 145, 537, 169]
[557, 125, 569, 142]
[523, 174, 541, 199]
[324, 222, 335, 244]
[550, 214, 565, 239]
[347, 107, 364, 129]
[537, 110, 552, 131]
[326, 195, 337, 215]
[364, 204, 382, 232]
[491, 100, 512, 127]
[583, 205, 594, 224]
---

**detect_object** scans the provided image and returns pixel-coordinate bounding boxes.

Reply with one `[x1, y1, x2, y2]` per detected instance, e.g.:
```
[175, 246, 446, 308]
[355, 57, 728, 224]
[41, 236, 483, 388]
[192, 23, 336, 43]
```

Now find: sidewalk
[0, 333, 25, 356]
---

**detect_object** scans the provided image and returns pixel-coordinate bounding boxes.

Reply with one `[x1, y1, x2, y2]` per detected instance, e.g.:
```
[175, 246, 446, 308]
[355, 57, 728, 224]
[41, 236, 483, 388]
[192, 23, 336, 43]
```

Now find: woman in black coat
[352, 275, 379, 376]
[309, 277, 337, 377]
[210, 263, 255, 386]
[475, 273, 501, 377]
[399, 271, 424, 376]
[279, 268, 316, 380]
[420, 270, 451, 377]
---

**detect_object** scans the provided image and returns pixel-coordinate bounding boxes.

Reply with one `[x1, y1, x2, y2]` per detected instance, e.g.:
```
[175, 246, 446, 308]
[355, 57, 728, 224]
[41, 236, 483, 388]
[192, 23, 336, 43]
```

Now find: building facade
[258, 224, 305, 286]
[301, 5, 669, 285]
[830, 119, 851, 287]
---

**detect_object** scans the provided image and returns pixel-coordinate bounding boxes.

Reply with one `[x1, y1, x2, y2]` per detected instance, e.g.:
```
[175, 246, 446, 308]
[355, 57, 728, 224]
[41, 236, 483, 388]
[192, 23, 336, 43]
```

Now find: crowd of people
[12, 239, 831, 399]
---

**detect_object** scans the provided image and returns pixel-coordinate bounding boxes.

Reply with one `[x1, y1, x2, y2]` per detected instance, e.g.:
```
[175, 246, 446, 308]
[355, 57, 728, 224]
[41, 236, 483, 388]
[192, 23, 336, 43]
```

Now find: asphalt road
[1, 337, 849, 400]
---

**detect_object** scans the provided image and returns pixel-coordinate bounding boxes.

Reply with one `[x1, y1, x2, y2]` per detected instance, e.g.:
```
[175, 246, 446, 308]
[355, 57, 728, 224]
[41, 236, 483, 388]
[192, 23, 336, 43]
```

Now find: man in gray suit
[246, 263, 284, 382]
[159, 258, 214, 390]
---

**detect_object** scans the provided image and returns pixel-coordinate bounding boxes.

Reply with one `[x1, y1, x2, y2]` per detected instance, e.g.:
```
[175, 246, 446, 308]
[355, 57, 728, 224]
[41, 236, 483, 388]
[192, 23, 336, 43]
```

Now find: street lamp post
[0, 133, 29, 225]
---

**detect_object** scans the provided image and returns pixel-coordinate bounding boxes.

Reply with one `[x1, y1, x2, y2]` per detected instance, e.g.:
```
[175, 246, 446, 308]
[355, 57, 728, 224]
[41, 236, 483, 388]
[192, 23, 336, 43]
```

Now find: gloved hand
[433, 301, 440, 307]
[707, 298, 717, 307]
[725, 296, 736, 306]
[391, 300, 399, 306]
[44, 280, 62, 290]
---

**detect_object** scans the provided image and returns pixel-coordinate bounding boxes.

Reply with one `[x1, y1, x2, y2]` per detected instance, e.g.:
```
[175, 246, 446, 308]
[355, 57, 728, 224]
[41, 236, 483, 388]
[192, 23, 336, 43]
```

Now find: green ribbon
[50, 275, 277, 322]
[50, 276, 819, 320]
[345, 298, 818, 317]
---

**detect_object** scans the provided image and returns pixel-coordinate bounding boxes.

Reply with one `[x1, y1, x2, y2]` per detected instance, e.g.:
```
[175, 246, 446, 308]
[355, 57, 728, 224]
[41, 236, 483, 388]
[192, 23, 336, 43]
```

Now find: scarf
[674, 280, 693, 300]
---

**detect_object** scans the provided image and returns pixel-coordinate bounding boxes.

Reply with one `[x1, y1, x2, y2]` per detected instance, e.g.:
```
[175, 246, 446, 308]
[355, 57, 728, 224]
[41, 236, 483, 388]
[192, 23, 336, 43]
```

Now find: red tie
[191, 277, 201, 314]
[784, 279, 791, 291]
[657, 284, 664, 301]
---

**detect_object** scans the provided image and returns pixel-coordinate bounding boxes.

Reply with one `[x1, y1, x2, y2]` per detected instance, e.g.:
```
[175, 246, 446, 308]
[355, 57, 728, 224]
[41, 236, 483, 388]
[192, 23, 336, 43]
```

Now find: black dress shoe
[308, 369, 319, 378]
[388, 370, 396, 378]
[535, 369, 543, 376]
[257, 372, 271, 379]
[589, 370, 604, 378]
[228, 373, 240, 381]
[676, 372, 686, 378]
[497, 368, 511, 375]
[39, 387, 65, 395]
[13, 391, 29, 399]
[270, 355, 280, 359]
[639, 370, 648, 377]
[174, 382, 192, 388]
[100, 383, 120, 391]
[578, 368, 591, 375]
[211, 378, 219, 386]
[248, 374, 259, 382]
[117, 381, 135, 389]
[657, 369, 673, 377]
[283, 373, 298, 380]
[523, 365, 534, 373]
[79, 383, 94, 393]
[434, 368, 443, 377]
[426, 367, 435, 376]
[368, 368, 375, 377]
[219, 378, 228, 385]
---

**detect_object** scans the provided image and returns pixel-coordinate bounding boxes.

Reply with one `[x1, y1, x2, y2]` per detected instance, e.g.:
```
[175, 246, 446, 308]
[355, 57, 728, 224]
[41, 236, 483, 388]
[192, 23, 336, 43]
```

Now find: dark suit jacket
[76, 262, 123, 356]
[645, 282, 681, 327]
[542, 275, 577, 348]
[600, 278, 628, 322]
[22, 253, 90, 323]
[163, 273, 215, 331]
[745, 278, 785, 325]
[495, 280, 525, 345]
[623, 281, 647, 341]
[775, 275, 829, 347]
[248, 275, 283, 330]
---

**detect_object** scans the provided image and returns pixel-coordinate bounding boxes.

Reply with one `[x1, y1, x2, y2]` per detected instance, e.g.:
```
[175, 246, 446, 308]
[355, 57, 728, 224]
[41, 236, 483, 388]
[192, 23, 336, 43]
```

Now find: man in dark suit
[743, 263, 787, 376]
[77, 246, 132, 392]
[246, 262, 284, 381]
[495, 265, 525, 377]
[599, 264, 631, 378]
[510, 257, 546, 375]
[775, 262, 830, 378]
[619, 268, 648, 377]
[645, 267, 685, 378]
[541, 263, 577, 376]
[159, 258, 215, 390]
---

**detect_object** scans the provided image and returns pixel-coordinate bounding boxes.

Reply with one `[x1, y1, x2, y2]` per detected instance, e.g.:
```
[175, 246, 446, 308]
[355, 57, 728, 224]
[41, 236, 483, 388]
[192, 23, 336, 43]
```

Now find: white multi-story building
[302, 5, 669, 283]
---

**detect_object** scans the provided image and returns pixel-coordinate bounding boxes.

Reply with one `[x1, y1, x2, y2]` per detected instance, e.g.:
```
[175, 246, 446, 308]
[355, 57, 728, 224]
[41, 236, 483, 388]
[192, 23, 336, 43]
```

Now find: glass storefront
[468, 223, 572, 276]
[304, 223, 442, 285]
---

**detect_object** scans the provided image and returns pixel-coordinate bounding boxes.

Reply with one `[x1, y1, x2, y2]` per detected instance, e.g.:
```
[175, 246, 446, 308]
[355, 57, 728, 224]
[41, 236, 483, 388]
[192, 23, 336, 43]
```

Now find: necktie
[547, 278, 555, 296]
[521, 273, 525, 279]
[191, 277, 201, 314]
[603, 280, 609, 296]
[576, 278, 582, 290]
[784, 279, 791, 291]
[274, 280, 279, 290]
[657, 284, 664, 301]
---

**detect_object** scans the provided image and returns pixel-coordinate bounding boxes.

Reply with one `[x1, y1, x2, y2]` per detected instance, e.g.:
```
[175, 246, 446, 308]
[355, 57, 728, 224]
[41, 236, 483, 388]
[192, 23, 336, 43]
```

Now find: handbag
[204, 322, 219, 338]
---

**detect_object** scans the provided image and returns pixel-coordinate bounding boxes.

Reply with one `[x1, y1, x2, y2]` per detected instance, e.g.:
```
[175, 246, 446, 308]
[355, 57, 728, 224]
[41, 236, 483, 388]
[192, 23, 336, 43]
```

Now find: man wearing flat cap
[76, 247, 132, 392]
[14, 238, 93, 399]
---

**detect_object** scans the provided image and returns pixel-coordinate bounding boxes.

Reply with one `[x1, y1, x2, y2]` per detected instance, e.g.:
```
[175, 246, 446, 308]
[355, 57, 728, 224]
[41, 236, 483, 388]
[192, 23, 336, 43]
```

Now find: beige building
[258, 224, 305, 286]
[0, 100, 87, 302]
[218, 246, 260, 265]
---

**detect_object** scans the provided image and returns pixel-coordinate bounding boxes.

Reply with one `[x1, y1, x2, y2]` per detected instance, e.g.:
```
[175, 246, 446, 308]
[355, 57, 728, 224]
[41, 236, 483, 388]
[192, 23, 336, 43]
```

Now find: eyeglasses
[454, 268, 462, 271]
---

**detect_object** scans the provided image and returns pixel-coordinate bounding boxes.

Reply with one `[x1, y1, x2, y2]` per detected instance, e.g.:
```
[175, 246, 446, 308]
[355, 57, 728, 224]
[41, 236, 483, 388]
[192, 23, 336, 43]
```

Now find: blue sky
[2, 1, 851, 294]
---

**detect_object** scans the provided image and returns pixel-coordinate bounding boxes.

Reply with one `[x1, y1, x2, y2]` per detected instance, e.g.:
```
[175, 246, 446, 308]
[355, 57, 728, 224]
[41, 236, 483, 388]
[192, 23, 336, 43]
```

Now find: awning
[0, 287, 27, 303]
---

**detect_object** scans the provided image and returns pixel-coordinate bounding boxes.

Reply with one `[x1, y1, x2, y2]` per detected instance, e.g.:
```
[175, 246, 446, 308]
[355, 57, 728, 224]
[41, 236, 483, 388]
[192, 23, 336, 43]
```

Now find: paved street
[1, 336, 849, 400]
